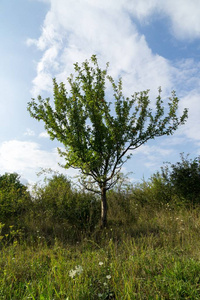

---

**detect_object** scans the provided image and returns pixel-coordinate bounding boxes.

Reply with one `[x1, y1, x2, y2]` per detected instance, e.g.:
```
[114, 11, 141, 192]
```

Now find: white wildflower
[103, 282, 107, 286]
[69, 269, 77, 278]
[69, 265, 83, 278]
[75, 265, 83, 275]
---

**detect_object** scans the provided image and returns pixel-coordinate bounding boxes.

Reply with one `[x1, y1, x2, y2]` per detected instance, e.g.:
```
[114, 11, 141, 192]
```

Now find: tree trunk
[101, 186, 107, 228]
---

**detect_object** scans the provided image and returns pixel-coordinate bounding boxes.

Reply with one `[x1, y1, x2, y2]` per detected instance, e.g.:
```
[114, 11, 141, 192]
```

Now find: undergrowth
[1, 203, 200, 299]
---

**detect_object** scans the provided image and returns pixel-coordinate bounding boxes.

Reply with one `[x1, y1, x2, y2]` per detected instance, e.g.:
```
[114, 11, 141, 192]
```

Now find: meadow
[1, 170, 200, 300]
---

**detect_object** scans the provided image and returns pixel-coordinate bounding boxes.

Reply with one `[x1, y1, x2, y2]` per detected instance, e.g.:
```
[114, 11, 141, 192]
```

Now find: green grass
[1, 204, 200, 299]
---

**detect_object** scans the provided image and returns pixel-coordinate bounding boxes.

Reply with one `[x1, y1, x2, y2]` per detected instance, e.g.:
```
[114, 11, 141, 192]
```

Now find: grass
[1, 203, 200, 299]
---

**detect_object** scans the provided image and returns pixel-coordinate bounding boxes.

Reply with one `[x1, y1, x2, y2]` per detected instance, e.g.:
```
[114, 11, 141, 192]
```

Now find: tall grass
[1, 195, 200, 299]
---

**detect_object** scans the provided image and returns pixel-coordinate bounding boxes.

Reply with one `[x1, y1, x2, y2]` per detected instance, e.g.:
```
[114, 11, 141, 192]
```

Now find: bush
[169, 154, 200, 205]
[143, 153, 200, 207]
[148, 171, 173, 204]
[32, 174, 100, 233]
[0, 173, 31, 223]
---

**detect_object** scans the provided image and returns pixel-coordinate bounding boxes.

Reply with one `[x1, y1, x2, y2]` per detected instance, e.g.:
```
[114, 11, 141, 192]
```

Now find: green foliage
[145, 154, 200, 206]
[147, 171, 173, 205]
[27, 55, 188, 226]
[32, 174, 100, 234]
[107, 179, 138, 226]
[166, 154, 200, 205]
[2, 166, 200, 298]
[2, 205, 200, 299]
[0, 173, 31, 223]
[129, 177, 171, 208]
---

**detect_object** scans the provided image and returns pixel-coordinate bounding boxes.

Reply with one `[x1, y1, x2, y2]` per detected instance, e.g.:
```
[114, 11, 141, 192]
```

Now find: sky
[1, 0, 200, 187]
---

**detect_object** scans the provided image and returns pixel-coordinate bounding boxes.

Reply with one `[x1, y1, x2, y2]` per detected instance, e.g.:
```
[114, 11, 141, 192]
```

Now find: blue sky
[1, 0, 200, 186]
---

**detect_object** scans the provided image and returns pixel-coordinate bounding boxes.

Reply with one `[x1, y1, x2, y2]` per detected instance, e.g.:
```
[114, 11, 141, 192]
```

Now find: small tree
[27, 55, 188, 227]
[163, 154, 200, 205]
[0, 173, 31, 222]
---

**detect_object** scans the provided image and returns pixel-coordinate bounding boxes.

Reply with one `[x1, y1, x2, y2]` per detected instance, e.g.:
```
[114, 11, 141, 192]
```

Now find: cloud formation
[24, 128, 36, 137]
[0, 140, 77, 184]
[24, 0, 200, 182]
[125, 0, 200, 40]
[28, 0, 200, 100]
[39, 131, 49, 138]
[28, 0, 175, 98]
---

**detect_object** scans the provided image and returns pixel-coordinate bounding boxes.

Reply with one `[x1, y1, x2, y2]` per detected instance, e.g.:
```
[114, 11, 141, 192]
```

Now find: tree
[27, 55, 188, 227]
[0, 173, 31, 221]
[161, 154, 200, 205]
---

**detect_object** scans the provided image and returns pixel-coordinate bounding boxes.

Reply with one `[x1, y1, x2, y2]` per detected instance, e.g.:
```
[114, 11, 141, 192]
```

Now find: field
[1, 197, 200, 300]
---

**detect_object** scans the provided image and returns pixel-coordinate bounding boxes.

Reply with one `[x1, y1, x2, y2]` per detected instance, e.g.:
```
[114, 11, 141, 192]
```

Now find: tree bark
[101, 186, 107, 228]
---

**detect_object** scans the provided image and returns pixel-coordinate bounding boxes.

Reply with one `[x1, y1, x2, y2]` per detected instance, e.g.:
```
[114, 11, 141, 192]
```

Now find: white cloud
[125, 0, 200, 40]
[123, 0, 160, 22]
[174, 59, 200, 94]
[0, 140, 78, 183]
[160, 136, 187, 147]
[178, 91, 200, 141]
[39, 131, 49, 138]
[0, 140, 58, 172]
[27, 9, 63, 51]
[28, 0, 174, 99]
[24, 128, 35, 137]
[163, 0, 200, 40]
[134, 144, 173, 158]
[27, 0, 200, 147]
[131, 144, 174, 173]
[31, 71, 53, 96]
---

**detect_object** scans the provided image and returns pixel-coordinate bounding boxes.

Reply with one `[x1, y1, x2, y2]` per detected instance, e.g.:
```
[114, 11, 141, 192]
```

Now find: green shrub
[107, 189, 138, 225]
[32, 174, 100, 234]
[168, 154, 200, 205]
[134, 153, 200, 207]
[130, 178, 172, 208]
[0, 173, 31, 224]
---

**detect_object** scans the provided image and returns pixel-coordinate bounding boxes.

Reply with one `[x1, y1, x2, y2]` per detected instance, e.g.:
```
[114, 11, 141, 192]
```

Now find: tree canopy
[27, 55, 188, 227]
[0, 173, 31, 221]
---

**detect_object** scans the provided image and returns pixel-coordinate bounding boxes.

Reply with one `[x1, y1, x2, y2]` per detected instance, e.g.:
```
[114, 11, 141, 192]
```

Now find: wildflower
[103, 282, 107, 286]
[75, 265, 83, 274]
[106, 275, 111, 280]
[99, 262, 104, 266]
[69, 269, 77, 278]
[69, 265, 83, 278]
[98, 293, 103, 298]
